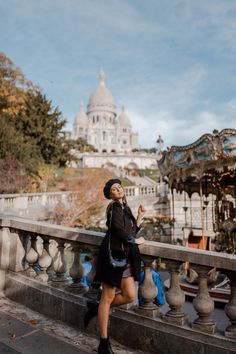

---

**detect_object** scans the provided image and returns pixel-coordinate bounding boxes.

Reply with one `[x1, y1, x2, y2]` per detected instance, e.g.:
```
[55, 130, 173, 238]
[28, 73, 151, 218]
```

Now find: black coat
[95, 201, 141, 288]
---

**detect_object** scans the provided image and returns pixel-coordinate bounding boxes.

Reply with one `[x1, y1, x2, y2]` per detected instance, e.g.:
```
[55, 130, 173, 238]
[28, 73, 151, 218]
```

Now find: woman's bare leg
[98, 283, 116, 339]
[111, 277, 136, 307]
[98, 277, 136, 338]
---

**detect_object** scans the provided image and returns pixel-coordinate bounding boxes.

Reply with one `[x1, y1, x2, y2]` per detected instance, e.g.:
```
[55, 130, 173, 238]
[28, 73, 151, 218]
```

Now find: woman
[84, 178, 145, 354]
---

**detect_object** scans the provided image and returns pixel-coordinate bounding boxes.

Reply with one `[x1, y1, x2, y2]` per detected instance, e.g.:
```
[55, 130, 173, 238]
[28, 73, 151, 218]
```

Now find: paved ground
[0, 297, 146, 354]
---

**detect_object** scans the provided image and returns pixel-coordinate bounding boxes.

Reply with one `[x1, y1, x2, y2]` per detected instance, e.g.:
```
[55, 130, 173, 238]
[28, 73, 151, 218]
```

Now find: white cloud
[129, 106, 235, 149]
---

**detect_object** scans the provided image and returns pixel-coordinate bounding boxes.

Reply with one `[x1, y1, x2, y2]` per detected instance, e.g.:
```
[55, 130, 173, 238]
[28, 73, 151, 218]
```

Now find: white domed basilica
[72, 71, 139, 153]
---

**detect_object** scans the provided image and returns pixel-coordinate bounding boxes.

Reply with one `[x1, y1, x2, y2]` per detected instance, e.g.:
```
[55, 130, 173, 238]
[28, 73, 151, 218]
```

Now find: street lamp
[156, 134, 164, 158]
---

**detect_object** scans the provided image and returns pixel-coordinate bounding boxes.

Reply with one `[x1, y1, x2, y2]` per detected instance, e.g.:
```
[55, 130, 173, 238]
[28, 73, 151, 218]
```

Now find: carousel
[157, 128, 236, 302]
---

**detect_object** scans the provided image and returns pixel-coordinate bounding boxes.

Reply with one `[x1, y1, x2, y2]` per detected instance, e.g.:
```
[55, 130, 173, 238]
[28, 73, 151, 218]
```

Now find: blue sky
[1, 0, 236, 148]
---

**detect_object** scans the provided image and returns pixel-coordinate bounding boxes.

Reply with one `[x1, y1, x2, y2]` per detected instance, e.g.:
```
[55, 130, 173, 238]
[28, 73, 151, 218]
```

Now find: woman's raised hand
[138, 204, 145, 217]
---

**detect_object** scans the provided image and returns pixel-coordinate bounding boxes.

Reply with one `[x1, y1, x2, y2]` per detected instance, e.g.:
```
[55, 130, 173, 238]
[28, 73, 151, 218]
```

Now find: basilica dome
[87, 71, 116, 115]
[119, 106, 131, 127]
[74, 102, 88, 125]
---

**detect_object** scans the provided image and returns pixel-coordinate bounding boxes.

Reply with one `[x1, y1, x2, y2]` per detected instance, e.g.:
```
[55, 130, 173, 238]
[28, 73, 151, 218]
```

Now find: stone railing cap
[0, 215, 235, 270]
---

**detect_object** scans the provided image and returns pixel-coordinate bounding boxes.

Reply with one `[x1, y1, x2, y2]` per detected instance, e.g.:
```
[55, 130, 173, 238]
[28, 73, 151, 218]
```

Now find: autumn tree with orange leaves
[0, 52, 34, 117]
[0, 53, 73, 192]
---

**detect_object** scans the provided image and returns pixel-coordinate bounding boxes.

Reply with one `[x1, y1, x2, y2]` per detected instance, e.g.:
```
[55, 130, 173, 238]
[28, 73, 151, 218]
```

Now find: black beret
[103, 178, 122, 199]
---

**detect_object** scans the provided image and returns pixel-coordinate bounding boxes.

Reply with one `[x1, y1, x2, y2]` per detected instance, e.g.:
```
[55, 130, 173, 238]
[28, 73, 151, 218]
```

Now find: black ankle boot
[98, 338, 114, 354]
[83, 300, 99, 328]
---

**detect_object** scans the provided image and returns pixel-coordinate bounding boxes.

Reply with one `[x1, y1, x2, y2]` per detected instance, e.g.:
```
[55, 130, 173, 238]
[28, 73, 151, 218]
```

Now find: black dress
[95, 201, 142, 288]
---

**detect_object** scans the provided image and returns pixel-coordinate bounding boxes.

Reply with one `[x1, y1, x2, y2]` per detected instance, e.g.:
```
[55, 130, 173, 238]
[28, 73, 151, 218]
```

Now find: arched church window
[97, 116, 99, 122]
[123, 128, 127, 133]
[103, 131, 106, 141]
[93, 116, 95, 123]
[123, 140, 127, 145]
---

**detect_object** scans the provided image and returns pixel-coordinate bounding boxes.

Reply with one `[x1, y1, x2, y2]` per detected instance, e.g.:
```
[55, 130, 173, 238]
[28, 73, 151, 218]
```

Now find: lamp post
[156, 135, 164, 183]
[156, 134, 164, 157]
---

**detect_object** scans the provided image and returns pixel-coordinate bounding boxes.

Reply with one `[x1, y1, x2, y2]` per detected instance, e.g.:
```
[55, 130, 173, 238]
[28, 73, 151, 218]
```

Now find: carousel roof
[158, 129, 236, 197]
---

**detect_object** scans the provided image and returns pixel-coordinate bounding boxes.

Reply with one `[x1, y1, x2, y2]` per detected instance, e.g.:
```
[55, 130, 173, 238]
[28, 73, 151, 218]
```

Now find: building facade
[72, 71, 139, 153]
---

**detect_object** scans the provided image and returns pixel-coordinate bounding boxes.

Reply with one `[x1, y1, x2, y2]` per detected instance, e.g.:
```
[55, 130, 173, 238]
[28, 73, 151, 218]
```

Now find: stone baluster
[163, 259, 187, 325]
[18, 230, 30, 271]
[224, 270, 236, 339]
[86, 246, 102, 300]
[46, 239, 58, 279]
[25, 235, 39, 277]
[191, 265, 215, 334]
[67, 244, 87, 294]
[52, 241, 68, 284]
[137, 257, 159, 318]
[37, 238, 52, 283]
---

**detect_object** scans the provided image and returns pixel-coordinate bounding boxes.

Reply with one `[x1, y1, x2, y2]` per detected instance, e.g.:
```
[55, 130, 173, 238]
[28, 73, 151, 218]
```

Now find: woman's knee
[121, 278, 136, 303]
[125, 291, 136, 303]
[101, 286, 116, 305]
[101, 295, 115, 305]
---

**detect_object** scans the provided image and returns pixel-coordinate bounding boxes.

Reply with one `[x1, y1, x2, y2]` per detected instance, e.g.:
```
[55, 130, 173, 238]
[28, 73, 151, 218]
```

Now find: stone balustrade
[124, 185, 162, 197]
[0, 214, 235, 353]
[0, 192, 80, 220]
[0, 192, 80, 212]
[0, 185, 164, 215]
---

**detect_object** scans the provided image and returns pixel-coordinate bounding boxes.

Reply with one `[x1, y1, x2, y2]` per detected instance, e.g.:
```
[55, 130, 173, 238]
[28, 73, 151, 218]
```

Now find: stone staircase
[126, 175, 157, 186]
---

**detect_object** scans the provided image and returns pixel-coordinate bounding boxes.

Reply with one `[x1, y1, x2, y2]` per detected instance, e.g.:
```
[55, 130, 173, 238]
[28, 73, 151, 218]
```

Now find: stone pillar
[0, 198, 4, 212]
[134, 187, 139, 196]
[0, 227, 11, 269]
[52, 241, 68, 284]
[37, 238, 52, 283]
[67, 244, 87, 294]
[224, 270, 236, 339]
[163, 259, 187, 325]
[0, 226, 10, 296]
[44, 239, 55, 280]
[192, 265, 215, 334]
[136, 257, 159, 318]
[25, 235, 39, 277]
[8, 228, 25, 273]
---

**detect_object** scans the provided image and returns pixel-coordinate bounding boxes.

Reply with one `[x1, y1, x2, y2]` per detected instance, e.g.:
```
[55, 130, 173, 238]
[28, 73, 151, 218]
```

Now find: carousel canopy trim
[158, 129, 236, 196]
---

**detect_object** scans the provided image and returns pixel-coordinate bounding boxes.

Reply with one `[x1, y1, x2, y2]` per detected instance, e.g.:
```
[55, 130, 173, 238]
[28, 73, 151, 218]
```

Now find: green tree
[29, 163, 57, 192]
[0, 113, 42, 173]
[16, 90, 71, 166]
[71, 137, 96, 152]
